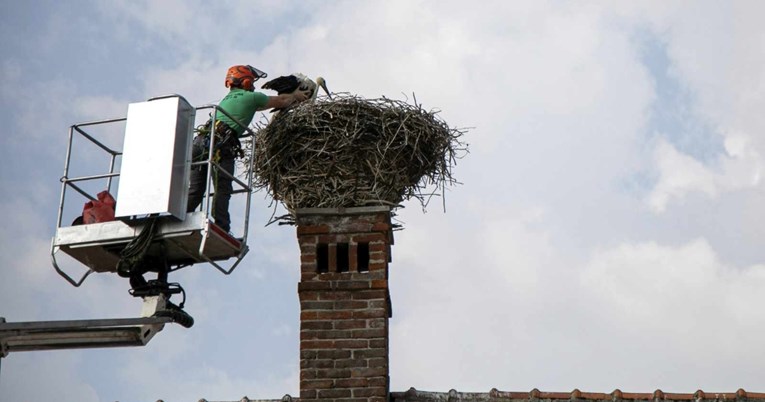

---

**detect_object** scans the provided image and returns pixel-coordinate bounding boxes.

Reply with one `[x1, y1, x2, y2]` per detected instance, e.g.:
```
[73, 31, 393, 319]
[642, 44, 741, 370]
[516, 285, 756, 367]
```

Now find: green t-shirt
[215, 88, 269, 135]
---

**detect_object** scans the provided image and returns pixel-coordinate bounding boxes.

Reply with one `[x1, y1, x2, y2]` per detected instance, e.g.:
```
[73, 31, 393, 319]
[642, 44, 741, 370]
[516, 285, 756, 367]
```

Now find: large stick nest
[246, 93, 468, 215]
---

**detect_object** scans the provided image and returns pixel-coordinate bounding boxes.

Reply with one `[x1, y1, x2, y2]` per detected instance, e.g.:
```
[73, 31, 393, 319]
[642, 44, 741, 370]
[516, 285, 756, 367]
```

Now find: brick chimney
[296, 206, 393, 402]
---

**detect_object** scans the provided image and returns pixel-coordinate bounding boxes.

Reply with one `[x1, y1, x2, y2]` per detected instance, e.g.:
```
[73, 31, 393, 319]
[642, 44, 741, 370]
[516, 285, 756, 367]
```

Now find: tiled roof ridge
[195, 396, 295, 402]
[391, 388, 765, 401]
[189, 389, 765, 402]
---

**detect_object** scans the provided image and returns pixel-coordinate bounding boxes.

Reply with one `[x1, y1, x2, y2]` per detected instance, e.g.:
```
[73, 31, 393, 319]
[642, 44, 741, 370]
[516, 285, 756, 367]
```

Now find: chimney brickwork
[296, 207, 393, 402]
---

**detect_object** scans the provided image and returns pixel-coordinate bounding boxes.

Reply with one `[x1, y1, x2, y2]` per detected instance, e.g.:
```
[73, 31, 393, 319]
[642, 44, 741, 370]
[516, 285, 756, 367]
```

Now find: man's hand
[264, 92, 307, 110]
[292, 91, 308, 103]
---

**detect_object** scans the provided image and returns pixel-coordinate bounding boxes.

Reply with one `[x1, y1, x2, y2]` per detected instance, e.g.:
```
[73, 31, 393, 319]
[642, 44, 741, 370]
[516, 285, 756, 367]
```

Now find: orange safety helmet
[225, 65, 267, 91]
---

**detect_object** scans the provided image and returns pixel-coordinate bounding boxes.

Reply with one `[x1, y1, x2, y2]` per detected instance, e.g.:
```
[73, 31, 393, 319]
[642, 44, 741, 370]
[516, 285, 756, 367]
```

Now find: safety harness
[192, 119, 243, 165]
[190, 119, 242, 233]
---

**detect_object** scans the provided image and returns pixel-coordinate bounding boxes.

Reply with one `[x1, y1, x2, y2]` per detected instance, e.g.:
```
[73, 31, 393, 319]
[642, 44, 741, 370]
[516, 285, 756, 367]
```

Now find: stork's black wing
[262, 75, 300, 94]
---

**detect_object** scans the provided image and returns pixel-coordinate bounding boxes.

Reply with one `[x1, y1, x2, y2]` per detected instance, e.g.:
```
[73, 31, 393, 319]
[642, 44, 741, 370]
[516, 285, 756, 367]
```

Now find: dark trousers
[187, 140, 235, 232]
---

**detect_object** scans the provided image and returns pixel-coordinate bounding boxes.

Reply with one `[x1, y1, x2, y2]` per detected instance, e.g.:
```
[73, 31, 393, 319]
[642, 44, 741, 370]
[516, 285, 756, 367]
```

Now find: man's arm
[259, 92, 308, 111]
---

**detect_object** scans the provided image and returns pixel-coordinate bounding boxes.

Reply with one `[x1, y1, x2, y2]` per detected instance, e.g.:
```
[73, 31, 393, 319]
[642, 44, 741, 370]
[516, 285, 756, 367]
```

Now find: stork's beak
[317, 77, 332, 99]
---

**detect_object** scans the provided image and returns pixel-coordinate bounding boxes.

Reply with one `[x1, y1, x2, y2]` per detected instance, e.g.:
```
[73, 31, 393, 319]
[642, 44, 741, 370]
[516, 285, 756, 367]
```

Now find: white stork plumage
[262, 73, 331, 112]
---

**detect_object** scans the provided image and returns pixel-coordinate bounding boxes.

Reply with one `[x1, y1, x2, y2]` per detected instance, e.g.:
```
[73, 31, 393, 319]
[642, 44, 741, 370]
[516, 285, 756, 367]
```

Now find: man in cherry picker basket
[120, 66, 307, 326]
[187, 65, 307, 233]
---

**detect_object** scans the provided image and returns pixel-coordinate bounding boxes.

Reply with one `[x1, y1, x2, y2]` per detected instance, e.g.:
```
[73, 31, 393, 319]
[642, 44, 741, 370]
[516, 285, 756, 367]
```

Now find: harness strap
[192, 120, 244, 164]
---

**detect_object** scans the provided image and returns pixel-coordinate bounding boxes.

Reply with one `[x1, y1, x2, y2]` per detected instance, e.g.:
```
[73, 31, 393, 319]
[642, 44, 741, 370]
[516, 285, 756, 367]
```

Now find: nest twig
[242, 93, 468, 219]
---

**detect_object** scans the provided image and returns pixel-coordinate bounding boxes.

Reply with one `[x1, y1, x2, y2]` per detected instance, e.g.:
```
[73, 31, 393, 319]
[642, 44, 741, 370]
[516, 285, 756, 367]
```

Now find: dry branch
[243, 93, 468, 219]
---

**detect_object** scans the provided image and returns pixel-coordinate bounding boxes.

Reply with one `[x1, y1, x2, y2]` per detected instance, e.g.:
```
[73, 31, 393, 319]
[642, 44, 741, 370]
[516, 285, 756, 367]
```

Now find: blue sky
[2, 1, 765, 401]
[641, 34, 724, 164]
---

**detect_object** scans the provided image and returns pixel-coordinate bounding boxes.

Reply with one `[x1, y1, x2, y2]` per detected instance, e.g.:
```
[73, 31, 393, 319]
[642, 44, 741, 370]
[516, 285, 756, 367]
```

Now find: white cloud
[647, 137, 763, 213]
[721, 134, 764, 187]
[631, 1, 765, 213]
[581, 238, 765, 388]
[390, 205, 573, 390]
[0, 353, 100, 402]
[4, 1, 765, 400]
[647, 139, 718, 212]
[1, 65, 76, 144]
[109, 334, 299, 400]
[73, 95, 129, 121]
[584, 239, 726, 322]
[391, 209, 765, 391]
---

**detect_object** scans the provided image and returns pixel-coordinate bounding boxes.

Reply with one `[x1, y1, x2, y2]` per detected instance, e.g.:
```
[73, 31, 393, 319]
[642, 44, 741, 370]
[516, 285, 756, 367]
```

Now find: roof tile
[390, 388, 765, 402]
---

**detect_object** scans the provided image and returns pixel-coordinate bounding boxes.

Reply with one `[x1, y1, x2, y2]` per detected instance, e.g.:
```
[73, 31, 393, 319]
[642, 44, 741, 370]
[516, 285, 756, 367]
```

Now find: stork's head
[315, 77, 332, 100]
[225, 65, 267, 91]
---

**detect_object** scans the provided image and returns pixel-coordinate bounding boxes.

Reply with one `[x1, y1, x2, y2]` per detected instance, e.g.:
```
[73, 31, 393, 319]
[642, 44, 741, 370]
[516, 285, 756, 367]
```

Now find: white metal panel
[115, 96, 194, 220]
[53, 212, 243, 273]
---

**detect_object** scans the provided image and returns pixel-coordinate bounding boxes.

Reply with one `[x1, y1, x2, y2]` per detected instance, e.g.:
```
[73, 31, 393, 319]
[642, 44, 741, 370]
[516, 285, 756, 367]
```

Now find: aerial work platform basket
[54, 211, 242, 275]
[50, 94, 256, 286]
[1, 95, 259, 359]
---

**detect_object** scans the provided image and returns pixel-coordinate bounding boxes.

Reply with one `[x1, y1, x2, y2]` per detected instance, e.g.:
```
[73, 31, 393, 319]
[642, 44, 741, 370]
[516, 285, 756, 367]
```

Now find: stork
[262, 73, 331, 112]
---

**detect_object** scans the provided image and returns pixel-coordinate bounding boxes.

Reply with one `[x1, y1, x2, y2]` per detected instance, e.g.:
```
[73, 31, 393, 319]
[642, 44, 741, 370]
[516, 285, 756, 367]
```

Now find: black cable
[116, 218, 158, 277]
